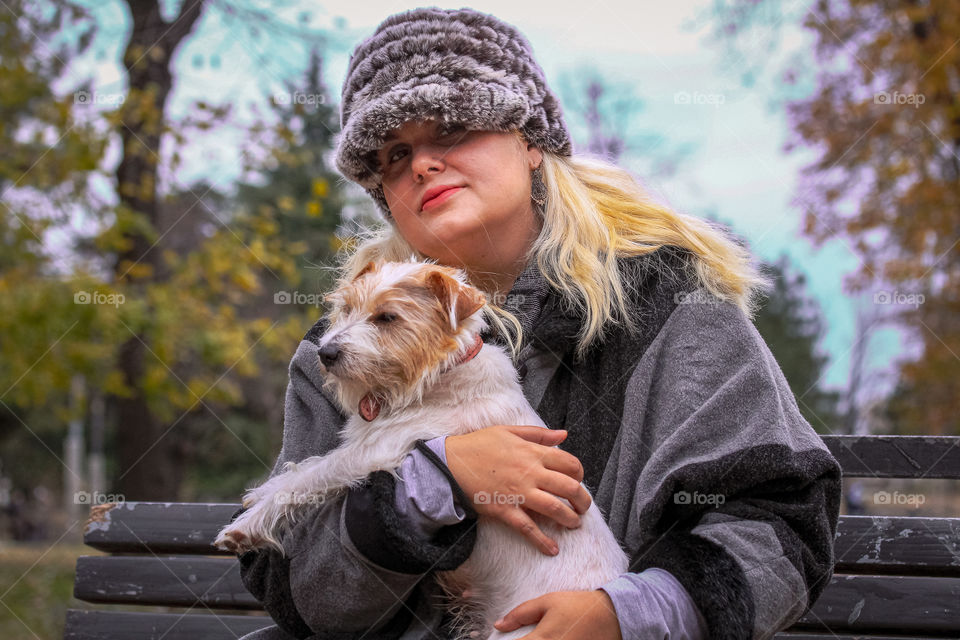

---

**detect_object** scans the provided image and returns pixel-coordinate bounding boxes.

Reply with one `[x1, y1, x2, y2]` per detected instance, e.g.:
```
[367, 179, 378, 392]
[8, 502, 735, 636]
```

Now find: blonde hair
[338, 145, 772, 361]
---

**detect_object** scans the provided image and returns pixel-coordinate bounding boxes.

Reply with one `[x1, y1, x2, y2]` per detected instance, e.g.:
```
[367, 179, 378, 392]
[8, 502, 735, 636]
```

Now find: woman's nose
[410, 145, 446, 180]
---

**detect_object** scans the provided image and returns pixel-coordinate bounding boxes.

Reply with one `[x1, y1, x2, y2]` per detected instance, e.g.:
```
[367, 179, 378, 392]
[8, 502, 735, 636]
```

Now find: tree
[1, 0, 341, 508]
[235, 47, 348, 298]
[109, 0, 209, 500]
[187, 46, 353, 498]
[706, 0, 960, 435]
[558, 68, 693, 176]
[0, 0, 111, 496]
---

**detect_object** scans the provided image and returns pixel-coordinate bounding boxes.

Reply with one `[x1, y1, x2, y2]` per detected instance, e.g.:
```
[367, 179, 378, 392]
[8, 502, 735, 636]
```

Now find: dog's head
[317, 261, 487, 414]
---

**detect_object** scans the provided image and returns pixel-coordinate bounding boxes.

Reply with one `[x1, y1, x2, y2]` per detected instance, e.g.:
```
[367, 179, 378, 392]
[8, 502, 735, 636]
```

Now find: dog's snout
[318, 343, 341, 367]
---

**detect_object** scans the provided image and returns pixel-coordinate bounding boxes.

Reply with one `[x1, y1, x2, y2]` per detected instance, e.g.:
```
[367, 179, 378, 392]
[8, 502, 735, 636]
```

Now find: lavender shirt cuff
[600, 568, 708, 640]
[393, 435, 467, 539]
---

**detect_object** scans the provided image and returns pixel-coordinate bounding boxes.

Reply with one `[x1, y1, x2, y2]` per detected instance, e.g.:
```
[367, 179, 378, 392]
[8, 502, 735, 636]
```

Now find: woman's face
[377, 119, 543, 290]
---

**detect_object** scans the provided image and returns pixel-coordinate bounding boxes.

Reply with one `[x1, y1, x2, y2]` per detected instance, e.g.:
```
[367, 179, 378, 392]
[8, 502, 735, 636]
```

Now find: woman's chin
[420, 215, 480, 250]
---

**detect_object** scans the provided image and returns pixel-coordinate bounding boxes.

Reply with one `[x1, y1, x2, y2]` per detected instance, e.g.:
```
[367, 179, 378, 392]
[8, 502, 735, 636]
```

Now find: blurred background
[1, 0, 957, 637]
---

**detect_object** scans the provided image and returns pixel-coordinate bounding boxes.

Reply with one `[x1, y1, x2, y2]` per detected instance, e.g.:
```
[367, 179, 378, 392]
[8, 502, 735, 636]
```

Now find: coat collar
[483, 257, 582, 359]
[484, 246, 696, 360]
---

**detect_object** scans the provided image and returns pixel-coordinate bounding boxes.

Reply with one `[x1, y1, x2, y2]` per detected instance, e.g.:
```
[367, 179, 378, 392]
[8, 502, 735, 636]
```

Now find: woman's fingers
[446, 425, 593, 551]
[542, 446, 584, 483]
[504, 425, 567, 446]
[500, 505, 559, 555]
[494, 594, 549, 631]
[536, 471, 593, 516]
[525, 489, 582, 529]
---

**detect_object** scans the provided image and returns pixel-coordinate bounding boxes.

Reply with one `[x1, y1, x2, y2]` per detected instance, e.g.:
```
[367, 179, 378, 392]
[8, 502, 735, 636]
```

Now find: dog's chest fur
[338, 344, 628, 640]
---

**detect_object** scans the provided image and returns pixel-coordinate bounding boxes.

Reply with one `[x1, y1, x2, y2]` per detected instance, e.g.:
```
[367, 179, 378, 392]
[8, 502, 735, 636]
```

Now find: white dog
[215, 260, 628, 639]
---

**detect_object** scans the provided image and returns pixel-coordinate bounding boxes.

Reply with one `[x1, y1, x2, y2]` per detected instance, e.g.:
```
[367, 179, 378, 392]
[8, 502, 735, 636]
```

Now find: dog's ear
[353, 261, 377, 281]
[425, 270, 486, 330]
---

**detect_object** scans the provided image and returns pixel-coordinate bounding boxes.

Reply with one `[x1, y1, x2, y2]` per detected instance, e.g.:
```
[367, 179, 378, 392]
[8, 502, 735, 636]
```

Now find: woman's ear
[527, 144, 543, 170]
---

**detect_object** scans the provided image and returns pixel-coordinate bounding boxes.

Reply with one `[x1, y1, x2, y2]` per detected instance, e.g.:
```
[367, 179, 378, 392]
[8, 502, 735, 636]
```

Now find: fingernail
[494, 618, 505, 626]
[551, 544, 560, 555]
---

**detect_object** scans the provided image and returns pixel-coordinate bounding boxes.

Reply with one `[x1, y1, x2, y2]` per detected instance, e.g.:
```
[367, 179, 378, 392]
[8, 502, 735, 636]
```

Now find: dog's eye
[373, 312, 398, 324]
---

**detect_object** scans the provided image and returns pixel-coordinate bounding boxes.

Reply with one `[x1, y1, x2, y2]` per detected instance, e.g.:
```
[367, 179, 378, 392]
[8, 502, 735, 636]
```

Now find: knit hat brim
[335, 80, 531, 190]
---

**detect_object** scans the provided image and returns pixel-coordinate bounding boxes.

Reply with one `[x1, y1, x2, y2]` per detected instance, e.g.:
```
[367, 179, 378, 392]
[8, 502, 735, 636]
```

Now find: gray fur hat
[334, 6, 572, 217]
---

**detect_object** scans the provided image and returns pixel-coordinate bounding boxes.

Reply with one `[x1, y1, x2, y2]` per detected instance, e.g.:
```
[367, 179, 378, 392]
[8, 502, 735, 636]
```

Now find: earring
[531, 166, 547, 211]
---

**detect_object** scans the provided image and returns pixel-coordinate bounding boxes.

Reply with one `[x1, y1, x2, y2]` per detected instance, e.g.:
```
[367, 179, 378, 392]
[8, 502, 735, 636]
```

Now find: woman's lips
[421, 187, 462, 211]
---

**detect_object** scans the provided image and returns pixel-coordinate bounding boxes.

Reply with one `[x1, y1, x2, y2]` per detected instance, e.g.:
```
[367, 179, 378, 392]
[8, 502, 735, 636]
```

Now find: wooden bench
[65, 435, 960, 639]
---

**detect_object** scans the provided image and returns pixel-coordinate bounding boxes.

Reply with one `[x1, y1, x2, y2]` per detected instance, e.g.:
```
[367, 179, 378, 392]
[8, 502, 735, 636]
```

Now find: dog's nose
[318, 343, 340, 367]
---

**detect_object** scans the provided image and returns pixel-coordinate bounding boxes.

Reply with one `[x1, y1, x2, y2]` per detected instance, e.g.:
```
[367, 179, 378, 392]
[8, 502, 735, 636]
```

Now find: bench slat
[835, 516, 960, 577]
[73, 556, 258, 609]
[83, 502, 238, 555]
[794, 574, 960, 634]
[73, 556, 960, 635]
[822, 435, 960, 479]
[63, 610, 952, 640]
[63, 610, 273, 640]
[84, 503, 960, 576]
[776, 635, 950, 640]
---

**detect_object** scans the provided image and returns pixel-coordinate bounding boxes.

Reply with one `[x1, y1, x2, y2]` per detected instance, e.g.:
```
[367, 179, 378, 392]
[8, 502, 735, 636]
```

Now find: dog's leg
[214, 445, 406, 554]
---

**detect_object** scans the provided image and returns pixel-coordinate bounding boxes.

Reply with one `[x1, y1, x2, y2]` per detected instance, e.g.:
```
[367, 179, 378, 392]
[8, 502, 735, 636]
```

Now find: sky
[74, 0, 908, 397]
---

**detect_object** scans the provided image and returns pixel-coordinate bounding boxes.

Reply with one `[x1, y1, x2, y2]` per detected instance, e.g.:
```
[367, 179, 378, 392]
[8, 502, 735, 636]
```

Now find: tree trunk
[113, 0, 204, 500]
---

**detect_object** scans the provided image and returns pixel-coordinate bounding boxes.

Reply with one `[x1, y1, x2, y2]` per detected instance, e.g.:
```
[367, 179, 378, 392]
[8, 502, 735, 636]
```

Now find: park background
[1, 1, 958, 637]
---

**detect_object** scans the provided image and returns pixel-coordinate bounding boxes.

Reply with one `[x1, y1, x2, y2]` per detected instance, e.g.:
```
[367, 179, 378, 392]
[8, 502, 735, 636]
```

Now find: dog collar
[358, 334, 484, 422]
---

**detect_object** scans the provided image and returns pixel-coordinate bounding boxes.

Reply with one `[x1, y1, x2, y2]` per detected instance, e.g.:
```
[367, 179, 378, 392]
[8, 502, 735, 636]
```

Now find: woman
[235, 8, 841, 640]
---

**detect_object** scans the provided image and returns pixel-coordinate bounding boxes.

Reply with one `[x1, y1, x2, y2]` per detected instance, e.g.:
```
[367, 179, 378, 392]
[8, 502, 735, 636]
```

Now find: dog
[215, 260, 628, 639]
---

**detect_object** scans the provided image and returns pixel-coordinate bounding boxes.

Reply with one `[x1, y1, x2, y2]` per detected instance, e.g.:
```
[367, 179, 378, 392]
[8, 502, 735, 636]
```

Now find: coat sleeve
[614, 293, 841, 640]
[234, 327, 477, 639]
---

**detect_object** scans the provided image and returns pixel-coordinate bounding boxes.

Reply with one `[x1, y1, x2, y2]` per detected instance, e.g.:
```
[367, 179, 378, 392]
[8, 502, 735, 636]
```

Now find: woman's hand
[493, 590, 622, 640]
[444, 425, 592, 555]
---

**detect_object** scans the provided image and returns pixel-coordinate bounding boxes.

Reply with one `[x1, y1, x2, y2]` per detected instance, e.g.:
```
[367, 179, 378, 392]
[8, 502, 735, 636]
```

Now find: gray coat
[234, 245, 841, 640]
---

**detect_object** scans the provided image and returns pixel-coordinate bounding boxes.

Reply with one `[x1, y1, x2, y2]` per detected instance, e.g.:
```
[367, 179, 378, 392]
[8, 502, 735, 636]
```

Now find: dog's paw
[214, 503, 273, 554]
[213, 526, 261, 554]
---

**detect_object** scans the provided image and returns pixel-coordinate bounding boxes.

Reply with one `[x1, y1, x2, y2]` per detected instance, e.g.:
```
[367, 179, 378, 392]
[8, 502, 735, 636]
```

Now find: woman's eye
[386, 146, 407, 165]
[373, 312, 398, 324]
[381, 125, 465, 168]
[439, 123, 465, 138]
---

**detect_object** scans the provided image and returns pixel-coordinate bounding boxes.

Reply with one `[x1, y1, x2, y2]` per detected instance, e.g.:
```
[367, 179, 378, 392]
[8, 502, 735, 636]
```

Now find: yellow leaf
[123, 262, 154, 279]
[311, 178, 329, 197]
